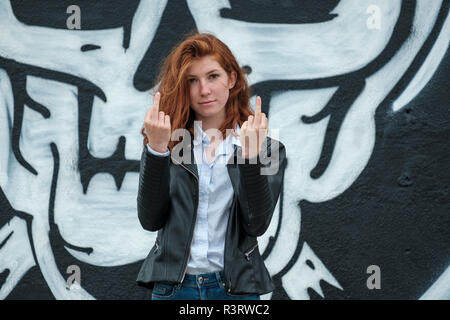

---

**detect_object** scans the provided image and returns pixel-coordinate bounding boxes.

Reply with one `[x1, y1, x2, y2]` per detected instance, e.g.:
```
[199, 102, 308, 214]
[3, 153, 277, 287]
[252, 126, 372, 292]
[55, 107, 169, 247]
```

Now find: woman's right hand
[143, 92, 171, 153]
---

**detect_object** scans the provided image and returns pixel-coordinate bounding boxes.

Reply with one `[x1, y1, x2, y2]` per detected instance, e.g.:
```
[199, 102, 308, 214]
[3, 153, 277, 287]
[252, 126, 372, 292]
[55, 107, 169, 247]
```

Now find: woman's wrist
[148, 142, 169, 153]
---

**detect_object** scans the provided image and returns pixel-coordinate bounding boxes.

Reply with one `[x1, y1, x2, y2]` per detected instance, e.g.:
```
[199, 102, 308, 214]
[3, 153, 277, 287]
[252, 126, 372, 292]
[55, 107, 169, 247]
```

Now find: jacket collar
[175, 123, 242, 182]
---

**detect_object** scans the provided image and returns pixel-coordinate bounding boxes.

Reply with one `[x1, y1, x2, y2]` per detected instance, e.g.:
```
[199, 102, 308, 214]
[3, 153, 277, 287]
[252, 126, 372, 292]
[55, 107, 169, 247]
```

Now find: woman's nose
[199, 80, 211, 96]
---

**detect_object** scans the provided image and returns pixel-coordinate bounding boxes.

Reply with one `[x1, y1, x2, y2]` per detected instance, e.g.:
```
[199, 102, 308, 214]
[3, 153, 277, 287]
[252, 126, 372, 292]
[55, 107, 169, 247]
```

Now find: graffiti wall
[0, 0, 449, 300]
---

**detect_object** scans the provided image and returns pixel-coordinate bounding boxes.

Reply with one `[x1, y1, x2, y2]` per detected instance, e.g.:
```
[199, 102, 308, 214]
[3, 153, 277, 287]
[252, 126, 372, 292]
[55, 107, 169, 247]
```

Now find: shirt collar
[193, 121, 210, 146]
[193, 121, 241, 149]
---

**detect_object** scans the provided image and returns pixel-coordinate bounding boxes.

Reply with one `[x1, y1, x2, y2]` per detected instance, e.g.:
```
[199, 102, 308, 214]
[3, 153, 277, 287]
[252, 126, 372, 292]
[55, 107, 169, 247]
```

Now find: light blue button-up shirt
[146, 122, 241, 275]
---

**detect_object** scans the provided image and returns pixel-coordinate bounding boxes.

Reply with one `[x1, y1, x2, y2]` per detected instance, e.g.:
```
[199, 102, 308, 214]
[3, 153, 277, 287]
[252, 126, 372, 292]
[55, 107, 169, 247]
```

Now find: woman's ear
[229, 71, 237, 89]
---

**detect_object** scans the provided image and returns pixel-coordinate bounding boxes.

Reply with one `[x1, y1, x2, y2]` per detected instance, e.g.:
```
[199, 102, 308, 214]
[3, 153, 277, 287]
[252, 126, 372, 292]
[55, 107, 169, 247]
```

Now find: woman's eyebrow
[187, 69, 219, 77]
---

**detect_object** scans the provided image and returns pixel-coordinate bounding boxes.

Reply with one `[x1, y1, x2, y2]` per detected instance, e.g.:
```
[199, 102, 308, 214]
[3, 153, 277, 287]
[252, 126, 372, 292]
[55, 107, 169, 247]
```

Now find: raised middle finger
[254, 96, 262, 127]
[152, 92, 160, 119]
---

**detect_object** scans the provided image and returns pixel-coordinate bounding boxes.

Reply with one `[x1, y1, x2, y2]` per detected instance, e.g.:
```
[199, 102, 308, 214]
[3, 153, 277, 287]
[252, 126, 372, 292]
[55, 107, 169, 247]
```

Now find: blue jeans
[151, 271, 260, 300]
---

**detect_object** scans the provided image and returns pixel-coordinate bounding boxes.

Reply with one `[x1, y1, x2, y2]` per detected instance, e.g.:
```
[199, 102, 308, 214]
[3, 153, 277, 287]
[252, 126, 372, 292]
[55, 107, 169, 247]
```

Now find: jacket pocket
[153, 239, 160, 254]
[153, 228, 165, 255]
[244, 243, 258, 261]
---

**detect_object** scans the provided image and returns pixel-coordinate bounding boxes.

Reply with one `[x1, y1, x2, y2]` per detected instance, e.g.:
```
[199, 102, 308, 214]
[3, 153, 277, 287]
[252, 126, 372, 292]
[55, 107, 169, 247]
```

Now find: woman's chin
[195, 110, 220, 120]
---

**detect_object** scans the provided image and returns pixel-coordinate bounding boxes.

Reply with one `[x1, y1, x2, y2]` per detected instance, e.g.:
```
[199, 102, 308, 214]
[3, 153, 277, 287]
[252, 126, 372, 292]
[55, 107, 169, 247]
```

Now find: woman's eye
[188, 75, 218, 83]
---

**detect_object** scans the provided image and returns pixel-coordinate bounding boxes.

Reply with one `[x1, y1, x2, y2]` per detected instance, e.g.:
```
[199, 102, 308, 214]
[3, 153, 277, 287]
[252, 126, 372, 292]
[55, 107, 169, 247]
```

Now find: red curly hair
[141, 31, 253, 151]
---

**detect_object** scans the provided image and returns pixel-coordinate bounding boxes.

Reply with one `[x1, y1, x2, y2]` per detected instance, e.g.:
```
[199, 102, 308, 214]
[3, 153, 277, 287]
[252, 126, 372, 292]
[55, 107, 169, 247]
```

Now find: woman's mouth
[199, 100, 215, 106]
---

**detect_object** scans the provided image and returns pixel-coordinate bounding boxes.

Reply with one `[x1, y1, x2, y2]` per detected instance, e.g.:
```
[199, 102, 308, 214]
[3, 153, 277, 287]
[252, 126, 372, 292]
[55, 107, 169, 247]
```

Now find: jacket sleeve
[236, 138, 287, 237]
[137, 145, 171, 232]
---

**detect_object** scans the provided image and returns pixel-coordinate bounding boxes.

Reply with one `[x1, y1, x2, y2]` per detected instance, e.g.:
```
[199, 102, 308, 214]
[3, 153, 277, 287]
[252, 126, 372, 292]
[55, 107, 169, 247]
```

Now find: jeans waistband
[182, 271, 225, 287]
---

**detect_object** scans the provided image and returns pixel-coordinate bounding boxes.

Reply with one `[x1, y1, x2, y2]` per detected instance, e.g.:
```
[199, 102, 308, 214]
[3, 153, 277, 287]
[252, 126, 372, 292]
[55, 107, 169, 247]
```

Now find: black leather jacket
[136, 135, 287, 295]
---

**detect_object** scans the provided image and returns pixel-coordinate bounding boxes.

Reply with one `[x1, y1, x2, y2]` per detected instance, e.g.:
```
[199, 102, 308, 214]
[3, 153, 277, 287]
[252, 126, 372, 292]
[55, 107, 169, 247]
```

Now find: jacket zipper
[154, 240, 160, 254]
[223, 154, 241, 293]
[172, 157, 199, 284]
[223, 193, 236, 293]
[244, 243, 258, 260]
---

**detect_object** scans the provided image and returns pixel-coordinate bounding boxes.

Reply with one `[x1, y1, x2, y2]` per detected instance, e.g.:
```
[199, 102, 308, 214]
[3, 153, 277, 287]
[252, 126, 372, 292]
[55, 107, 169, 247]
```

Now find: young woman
[136, 32, 286, 300]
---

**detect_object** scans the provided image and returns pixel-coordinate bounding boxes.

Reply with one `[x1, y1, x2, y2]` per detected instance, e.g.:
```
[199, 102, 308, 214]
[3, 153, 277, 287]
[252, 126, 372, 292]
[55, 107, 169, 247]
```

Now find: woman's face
[187, 55, 236, 125]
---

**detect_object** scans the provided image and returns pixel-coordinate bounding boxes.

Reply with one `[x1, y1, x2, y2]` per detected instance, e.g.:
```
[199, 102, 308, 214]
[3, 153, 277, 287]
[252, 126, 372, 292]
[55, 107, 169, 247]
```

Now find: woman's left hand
[240, 96, 268, 159]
